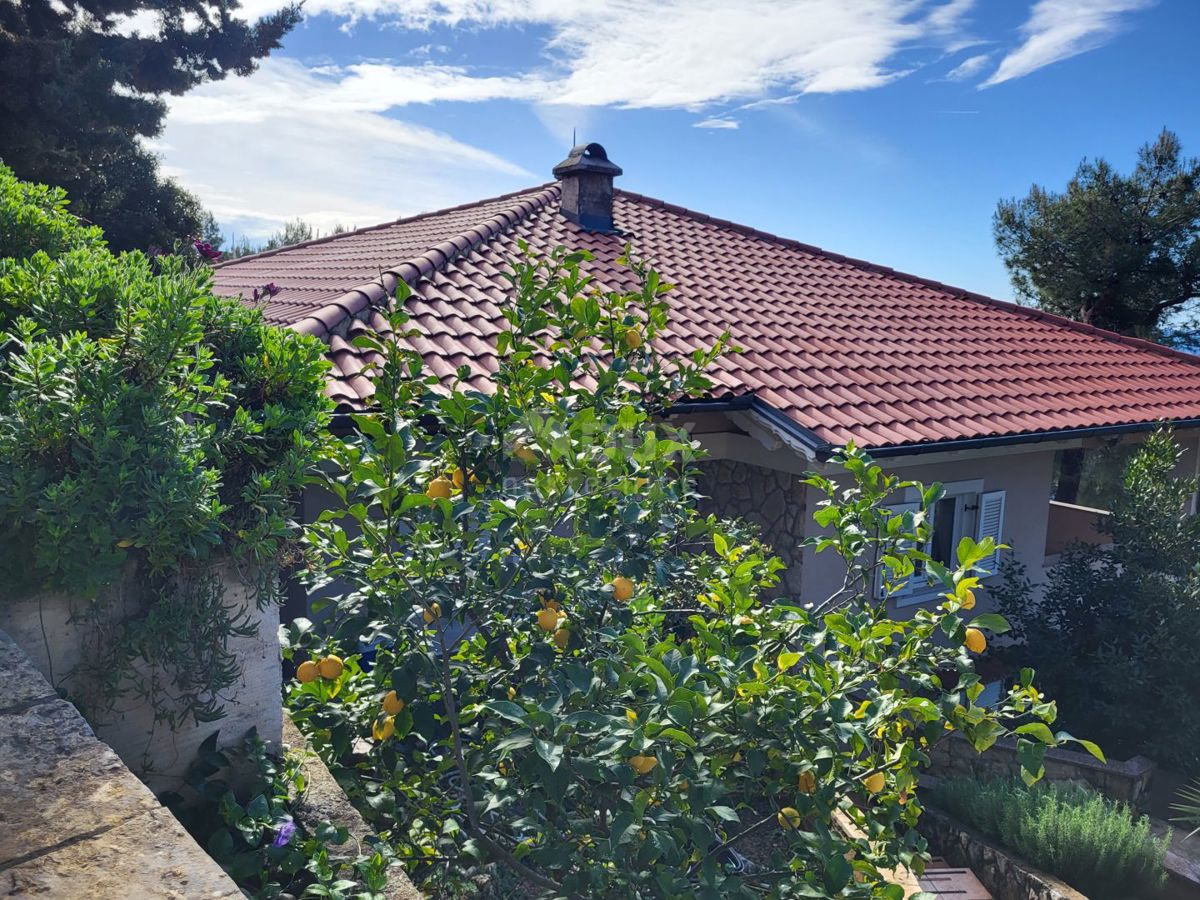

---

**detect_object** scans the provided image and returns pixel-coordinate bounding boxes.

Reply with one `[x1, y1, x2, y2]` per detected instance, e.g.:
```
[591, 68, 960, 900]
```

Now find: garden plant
[284, 245, 1098, 898]
[0, 164, 330, 726]
[996, 427, 1200, 771]
[930, 776, 1168, 899]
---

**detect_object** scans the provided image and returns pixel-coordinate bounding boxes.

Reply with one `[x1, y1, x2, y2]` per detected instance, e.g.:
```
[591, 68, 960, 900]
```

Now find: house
[214, 143, 1200, 615]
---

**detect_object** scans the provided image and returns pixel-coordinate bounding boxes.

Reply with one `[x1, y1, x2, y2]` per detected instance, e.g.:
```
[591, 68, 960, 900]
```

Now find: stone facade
[921, 805, 1087, 900]
[0, 562, 282, 793]
[0, 628, 241, 898]
[929, 731, 1156, 811]
[695, 458, 807, 598]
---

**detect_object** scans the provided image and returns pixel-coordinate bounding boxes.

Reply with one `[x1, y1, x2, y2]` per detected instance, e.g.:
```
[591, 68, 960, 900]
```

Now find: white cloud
[229, 1, 977, 107]
[982, 0, 1155, 87]
[155, 58, 533, 241]
[154, 0, 991, 235]
[943, 53, 991, 81]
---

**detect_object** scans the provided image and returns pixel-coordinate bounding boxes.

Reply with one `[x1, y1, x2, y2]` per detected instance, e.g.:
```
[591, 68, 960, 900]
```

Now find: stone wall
[921, 804, 1087, 900]
[695, 458, 806, 597]
[929, 731, 1156, 811]
[0, 561, 282, 793]
[0, 628, 241, 898]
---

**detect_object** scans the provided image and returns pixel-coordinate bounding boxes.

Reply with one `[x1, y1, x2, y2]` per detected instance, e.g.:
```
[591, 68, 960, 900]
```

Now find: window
[885, 481, 1006, 607]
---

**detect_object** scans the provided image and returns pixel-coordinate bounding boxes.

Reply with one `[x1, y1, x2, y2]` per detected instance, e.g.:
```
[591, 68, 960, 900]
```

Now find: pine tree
[0, 0, 300, 251]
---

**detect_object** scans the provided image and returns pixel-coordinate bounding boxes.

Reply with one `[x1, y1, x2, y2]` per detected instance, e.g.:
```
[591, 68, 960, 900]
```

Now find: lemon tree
[286, 247, 1091, 898]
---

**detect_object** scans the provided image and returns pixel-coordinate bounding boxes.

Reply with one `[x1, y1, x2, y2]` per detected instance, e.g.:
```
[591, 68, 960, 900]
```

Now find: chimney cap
[553, 142, 623, 179]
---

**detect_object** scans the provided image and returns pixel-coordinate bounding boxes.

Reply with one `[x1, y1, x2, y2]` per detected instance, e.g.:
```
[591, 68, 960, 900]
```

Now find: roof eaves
[286, 184, 562, 341]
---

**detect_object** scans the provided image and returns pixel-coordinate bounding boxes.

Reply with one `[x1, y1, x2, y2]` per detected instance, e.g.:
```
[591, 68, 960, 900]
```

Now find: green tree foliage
[994, 129, 1200, 345]
[0, 164, 330, 722]
[930, 777, 1167, 899]
[0, 0, 300, 251]
[997, 429, 1200, 770]
[284, 247, 1084, 897]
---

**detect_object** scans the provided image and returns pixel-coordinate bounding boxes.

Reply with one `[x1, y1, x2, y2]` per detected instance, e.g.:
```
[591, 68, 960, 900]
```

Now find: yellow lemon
[296, 660, 318, 683]
[498, 760, 510, 776]
[777, 807, 802, 830]
[964, 627, 987, 654]
[426, 476, 452, 499]
[372, 716, 395, 741]
[317, 655, 344, 680]
[629, 754, 657, 775]
[507, 686, 517, 700]
[961, 588, 976, 610]
[537, 608, 560, 632]
[451, 467, 466, 490]
[553, 627, 570, 650]
[382, 690, 405, 715]
[863, 772, 886, 794]
[623, 329, 643, 350]
[611, 576, 635, 603]
[798, 770, 817, 794]
[423, 603, 442, 624]
[626, 709, 638, 723]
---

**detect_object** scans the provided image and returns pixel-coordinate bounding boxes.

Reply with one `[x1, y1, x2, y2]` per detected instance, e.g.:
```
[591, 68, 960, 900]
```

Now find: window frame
[888, 479, 984, 608]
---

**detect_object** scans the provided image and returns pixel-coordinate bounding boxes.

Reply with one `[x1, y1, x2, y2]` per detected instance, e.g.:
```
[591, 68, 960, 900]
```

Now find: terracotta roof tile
[213, 182, 1200, 452]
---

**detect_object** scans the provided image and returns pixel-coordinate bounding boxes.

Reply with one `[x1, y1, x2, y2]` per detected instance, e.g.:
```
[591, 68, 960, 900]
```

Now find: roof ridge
[614, 188, 1200, 370]
[215, 182, 557, 269]
[288, 183, 561, 340]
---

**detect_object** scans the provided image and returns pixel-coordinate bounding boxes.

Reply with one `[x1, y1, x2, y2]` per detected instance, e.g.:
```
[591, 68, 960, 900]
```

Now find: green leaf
[1014, 722, 1055, 745]
[968, 613, 1011, 635]
[776, 650, 801, 672]
[535, 738, 564, 771]
[658, 727, 697, 748]
[1017, 737, 1046, 781]
[483, 701, 529, 725]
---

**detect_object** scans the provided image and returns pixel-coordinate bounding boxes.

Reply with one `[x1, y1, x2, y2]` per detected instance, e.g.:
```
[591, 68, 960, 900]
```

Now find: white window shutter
[976, 490, 1006, 575]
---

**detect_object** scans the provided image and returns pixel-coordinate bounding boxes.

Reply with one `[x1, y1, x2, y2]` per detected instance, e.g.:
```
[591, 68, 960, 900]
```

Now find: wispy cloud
[156, 58, 532, 241]
[232, 0, 977, 107]
[694, 117, 740, 130]
[943, 53, 991, 81]
[982, 0, 1155, 87]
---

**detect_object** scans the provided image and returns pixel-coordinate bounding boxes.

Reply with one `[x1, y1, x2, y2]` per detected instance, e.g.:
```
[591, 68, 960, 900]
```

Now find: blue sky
[153, 0, 1200, 300]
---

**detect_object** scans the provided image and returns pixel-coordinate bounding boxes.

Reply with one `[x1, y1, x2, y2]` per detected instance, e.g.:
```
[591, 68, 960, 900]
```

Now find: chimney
[552, 142, 622, 232]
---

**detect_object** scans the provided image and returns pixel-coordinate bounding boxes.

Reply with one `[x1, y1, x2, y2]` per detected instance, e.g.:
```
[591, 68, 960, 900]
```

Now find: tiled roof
[213, 183, 1200, 453]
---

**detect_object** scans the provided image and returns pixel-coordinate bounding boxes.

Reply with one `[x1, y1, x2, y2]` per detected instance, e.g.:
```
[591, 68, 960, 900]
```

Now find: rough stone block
[0, 629, 58, 710]
[0, 697, 159, 863]
[0, 806, 241, 899]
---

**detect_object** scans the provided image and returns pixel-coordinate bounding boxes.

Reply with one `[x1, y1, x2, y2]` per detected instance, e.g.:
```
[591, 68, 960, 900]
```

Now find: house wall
[798, 448, 1057, 618]
[694, 458, 807, 597]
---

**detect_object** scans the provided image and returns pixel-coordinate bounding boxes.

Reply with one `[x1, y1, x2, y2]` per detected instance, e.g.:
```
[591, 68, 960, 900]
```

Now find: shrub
[285, 246, 1087, 898]
[0, 164, 331, 724]
[167, 730, 397, 899]
[929, 776, 1168, 898]
[995, 428, 1200, 769]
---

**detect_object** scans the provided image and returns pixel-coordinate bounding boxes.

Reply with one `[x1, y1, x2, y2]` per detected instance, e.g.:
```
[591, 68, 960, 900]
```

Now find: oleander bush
[0, 163, 331, 724]
[285, 246, 1091, 898]
[930, 776, 1168, 899]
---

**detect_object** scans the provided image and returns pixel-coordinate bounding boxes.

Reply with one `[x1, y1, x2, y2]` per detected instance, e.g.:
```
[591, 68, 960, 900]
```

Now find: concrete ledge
[283, 715, 424, 900]
[929, 730, 1156, 810]
[0, 629, 240, 898]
